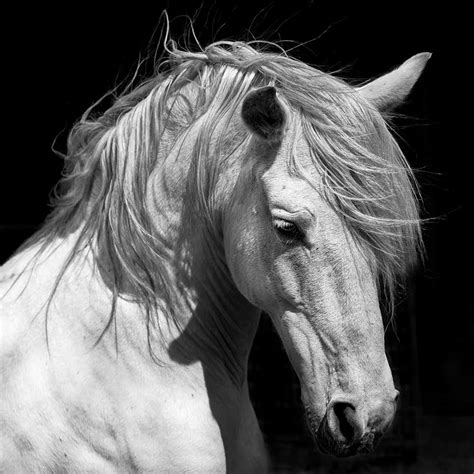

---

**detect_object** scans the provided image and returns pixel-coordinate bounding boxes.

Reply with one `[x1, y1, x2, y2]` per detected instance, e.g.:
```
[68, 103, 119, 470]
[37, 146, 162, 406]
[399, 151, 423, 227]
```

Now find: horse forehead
[260, 159, 322, 208]
[261, 128, 319, 184]
[262, 173, 316, 206]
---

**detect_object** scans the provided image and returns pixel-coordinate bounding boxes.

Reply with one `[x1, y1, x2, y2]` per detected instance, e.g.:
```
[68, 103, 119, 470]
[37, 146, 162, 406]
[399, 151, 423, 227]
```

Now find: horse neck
[167, 227, 261, 387]
[140, 128, 261, 387]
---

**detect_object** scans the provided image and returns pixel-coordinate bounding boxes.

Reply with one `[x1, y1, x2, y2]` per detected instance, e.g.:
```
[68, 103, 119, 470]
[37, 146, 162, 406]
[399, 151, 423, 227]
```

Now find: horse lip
[315, 437, 360, 457]
[314, 427, 370, 457]
[313, 423, 360, 457]
[307, 410, 379, 457]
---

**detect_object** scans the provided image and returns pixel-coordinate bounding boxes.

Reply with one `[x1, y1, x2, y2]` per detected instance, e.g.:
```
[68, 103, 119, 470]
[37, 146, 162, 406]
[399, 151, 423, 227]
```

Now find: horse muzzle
[306, 391, 399, 457]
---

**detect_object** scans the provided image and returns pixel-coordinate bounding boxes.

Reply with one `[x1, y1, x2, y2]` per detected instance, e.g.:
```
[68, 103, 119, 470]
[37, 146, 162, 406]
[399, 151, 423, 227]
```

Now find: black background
[2, 2, 472, 472]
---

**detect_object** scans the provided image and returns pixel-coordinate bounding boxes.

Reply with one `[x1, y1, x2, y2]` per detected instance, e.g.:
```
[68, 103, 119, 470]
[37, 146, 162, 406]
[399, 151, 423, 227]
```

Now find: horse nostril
[332, 402, 359, 444]
[394, 390, 400, 404]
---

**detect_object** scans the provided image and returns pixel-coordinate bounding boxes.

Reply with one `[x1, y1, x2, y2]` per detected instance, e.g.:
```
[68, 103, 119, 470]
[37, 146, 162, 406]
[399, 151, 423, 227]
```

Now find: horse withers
[0, 42, 429, 472]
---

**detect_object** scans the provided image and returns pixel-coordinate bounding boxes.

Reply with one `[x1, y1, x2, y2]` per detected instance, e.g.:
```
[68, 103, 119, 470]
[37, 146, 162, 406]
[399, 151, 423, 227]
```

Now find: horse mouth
[305, 409, 381, 457]
[314, 426, 378, 457]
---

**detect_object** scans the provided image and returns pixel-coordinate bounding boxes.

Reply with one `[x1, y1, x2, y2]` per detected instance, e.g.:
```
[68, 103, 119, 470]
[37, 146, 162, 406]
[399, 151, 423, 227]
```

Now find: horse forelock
[19, 40, 422, 338]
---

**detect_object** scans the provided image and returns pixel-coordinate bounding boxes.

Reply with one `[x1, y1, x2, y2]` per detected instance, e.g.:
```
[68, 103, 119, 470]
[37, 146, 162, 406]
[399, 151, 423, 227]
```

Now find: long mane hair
[16, 36, 422, 345]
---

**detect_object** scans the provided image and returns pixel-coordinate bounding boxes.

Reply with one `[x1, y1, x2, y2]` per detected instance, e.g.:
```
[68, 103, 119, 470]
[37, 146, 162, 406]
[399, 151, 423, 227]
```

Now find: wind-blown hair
[19, 39, 422, 341]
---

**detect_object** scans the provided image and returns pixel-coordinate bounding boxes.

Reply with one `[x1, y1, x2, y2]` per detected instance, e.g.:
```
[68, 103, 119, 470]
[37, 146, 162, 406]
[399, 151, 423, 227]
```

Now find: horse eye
[273, 218, 304, 242]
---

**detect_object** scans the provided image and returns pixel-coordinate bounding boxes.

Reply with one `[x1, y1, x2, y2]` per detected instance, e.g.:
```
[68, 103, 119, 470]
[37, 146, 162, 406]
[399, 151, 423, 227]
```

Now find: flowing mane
[19, 40, 422, 334]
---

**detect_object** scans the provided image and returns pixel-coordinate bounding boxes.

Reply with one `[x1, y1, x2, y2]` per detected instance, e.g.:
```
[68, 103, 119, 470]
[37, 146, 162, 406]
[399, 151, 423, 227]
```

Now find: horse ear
[358, 52, 432, 112]
[241, 86, 286, 142]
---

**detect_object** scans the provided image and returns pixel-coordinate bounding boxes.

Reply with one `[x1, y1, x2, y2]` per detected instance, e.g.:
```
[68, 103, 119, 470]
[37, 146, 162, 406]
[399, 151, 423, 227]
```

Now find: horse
[0, 39, 430, 472]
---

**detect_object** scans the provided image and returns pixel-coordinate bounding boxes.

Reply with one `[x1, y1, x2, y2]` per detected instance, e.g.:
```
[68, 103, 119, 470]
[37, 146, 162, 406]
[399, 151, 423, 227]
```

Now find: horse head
[223, 53, 429, 456]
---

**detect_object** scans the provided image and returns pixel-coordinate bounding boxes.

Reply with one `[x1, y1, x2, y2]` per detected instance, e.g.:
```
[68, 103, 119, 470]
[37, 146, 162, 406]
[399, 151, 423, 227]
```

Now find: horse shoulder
[0, 242, 85, 471]
[0, 243, 267, 472]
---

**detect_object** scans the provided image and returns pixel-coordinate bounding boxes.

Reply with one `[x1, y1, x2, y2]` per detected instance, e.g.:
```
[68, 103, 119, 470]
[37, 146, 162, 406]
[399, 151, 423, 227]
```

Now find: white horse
[0, 41, 430, 472]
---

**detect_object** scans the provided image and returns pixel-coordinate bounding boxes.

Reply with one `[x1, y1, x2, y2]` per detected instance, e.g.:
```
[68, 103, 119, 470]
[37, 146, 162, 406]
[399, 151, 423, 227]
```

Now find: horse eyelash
[273, 218, 304, 243]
